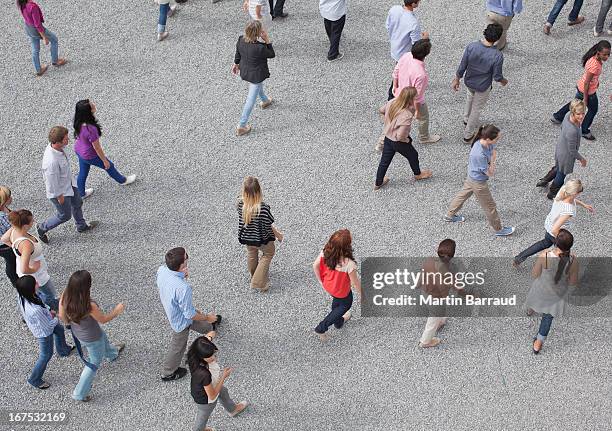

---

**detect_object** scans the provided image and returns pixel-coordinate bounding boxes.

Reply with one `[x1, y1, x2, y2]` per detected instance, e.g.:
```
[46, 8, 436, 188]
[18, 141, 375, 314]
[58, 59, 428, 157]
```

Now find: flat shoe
[415, 170, 433, 180]
[230, 401, 249, 417]
[568, 16, 585, 26]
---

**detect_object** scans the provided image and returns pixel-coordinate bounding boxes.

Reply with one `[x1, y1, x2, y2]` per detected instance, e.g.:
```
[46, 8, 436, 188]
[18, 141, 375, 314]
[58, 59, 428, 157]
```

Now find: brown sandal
[35, 65, 48, 76]
[52, 58, 67, 67]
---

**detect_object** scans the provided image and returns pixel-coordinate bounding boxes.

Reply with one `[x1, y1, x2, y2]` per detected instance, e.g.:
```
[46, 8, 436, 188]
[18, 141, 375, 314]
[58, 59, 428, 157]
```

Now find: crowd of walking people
[6, 0, 611, 430]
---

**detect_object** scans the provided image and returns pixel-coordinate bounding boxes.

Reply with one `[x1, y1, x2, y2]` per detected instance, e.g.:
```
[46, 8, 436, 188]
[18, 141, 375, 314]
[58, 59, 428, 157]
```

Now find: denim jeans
[28, 324, 71, 387]
[158, 3, 170, 33]
[546, 0, 584, 25]
[553, 89, 598, 134]
[537, 313, 554, 341]
[39, 186, 88, 233]
[514, 231, 556, 264]
[596, 0, 612, 32]
[72, 331, 118, 401]
[38, 279, 59, 312]
[552, 166, 566, 188]
[375, 137, 421, 185]
[24, 25, 58, 72]
[239, 82, 269, 127]
[315, 291, 353, 334]
[77, 155, 126, 197]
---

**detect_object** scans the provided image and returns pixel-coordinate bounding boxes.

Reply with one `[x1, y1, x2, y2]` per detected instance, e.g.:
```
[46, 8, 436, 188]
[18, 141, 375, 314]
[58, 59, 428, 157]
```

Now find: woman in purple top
[73, 100, 137, 197]
[17, 0, 66, 76]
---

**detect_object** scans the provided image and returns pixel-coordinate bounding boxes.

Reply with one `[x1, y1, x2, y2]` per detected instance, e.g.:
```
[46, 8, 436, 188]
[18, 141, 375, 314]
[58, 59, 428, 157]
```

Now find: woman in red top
[17, 0, 66, 76]
[312, 229, 362, 342]
[552, 40, 610, 140]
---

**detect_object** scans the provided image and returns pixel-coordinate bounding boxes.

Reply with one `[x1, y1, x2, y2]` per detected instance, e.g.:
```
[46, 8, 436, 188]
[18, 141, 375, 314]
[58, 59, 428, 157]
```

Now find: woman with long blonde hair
[237, 177, 283, 292]
[374, 86, 432, 190]
[514, 179, 593, 266]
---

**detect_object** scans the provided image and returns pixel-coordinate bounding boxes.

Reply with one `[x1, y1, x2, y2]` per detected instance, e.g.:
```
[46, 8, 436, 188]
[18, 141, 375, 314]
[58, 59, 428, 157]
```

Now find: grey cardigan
[555, 113, 584, 175]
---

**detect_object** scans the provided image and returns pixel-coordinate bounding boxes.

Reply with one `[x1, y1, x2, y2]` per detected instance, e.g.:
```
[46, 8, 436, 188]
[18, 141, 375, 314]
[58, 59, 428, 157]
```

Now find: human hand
[421, 31, 429, 39]
[231, 64, 239, 75]
[31, 260, 41, 272]
[206, 330, 216, 340]
[261, 29, 270, 44]
[242, 1, 248, 12]
[222, 367, 234, 379]
[584, 204, 594, 213]
[500, 78, 508, 86]
[205, 313, 217, 323]
[43, 37, 49, 46]
[114, 303, 126, 316]
[580, 159, 587, 167]
[57, 195, 65, 205]
[276, 231, 284, 242]
[451, 78, 460, 92]
[103, 159, 111, 170]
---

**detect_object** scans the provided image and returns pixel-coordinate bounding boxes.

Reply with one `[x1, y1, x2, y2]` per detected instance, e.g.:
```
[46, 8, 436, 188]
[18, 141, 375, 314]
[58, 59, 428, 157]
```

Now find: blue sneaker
[443, 215, 465, 223]
[495, 226, 515, 237]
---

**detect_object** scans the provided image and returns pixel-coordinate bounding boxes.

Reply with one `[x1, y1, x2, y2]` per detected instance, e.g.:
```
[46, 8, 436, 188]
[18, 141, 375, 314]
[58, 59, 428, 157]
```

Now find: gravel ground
[0, 0, 611, 430]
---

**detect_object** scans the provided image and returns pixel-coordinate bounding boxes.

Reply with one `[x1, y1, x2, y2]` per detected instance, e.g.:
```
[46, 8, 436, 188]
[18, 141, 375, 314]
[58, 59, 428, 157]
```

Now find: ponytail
[472, 124, 500, 147]
[553, 229, 574, 284]
[582, 40, 611, 67]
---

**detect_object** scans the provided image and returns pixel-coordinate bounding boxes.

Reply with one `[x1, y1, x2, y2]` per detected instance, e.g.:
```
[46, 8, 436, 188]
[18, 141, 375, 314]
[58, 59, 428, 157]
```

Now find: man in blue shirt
[158, 247, 221, 381]
[485, 0, 523, 50]
[386, 0, 429, 99]
[444, 125, 515, 237]
[452, 23, 508, 143]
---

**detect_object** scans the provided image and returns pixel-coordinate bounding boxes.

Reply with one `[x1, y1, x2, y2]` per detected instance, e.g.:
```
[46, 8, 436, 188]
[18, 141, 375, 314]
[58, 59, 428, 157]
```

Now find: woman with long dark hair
[17, 0, 66, 76]
[16, 275, 73, 389]
[73, 100, 136, 197]
[525, 229, 579, 354]
[59, 270, 125, 402]
[313, 229, 362, 341]
[444, 125, 515, 236]
[374, 86, 433, 190]
[1, 209, 58, 310]
[551, 40, 610, 140]
[0, 187, 18, 286]
[187, 336, 248, 431]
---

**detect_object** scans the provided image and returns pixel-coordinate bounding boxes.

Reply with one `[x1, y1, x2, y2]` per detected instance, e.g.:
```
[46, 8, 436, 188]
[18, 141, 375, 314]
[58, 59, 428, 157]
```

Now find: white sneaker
[83, 188, 94, 199]
[342, 311, 352, 323]
[157, 31, 169, 42]
[121, 174, 137, 186]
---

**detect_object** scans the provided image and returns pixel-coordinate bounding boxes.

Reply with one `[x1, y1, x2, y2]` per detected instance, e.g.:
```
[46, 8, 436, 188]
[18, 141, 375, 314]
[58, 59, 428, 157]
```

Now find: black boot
[536, 166, 556, 187]
[547, 181, 561, 200]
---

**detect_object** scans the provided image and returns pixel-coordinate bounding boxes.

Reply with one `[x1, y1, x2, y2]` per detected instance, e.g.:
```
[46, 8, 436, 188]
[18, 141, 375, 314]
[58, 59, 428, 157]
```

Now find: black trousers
[0, 244, 18, 286]
[315, 291, 353, 334]
[269, 0, 286, 17]
[324, 15, 346, 60]
[376, 137, 421, 185]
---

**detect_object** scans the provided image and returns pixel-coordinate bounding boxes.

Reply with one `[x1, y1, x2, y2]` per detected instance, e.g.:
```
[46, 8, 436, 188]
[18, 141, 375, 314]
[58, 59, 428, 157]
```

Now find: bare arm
[348, 270, 362, 299]
[550, 214, 571, 237]
[204, 368, 232, 401]
[313, 257, 322, 285]
[272, 225, 283, 242]
[90, 301, 125, 324]
[568, 257, 579, 287]
[575, 199, 594, 213]
[582, 73, 593, 106]
[531, 253, 545, 279]
[91, 140, 110, 169]
[18, 241, 40, 274]
[1, 228, 12, 247]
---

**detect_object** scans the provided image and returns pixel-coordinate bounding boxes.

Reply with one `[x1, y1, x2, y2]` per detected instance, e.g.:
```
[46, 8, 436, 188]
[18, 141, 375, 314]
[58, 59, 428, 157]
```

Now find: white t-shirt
[544, 200, 576, 236]
[249, 0, 270, 20]
[319, 0, 347, 21]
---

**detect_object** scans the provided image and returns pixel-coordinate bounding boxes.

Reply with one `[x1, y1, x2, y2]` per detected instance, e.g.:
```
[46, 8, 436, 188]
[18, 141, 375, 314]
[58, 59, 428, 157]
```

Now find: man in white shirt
[320, 0, 347, 61]
[37, 126, 98, 243]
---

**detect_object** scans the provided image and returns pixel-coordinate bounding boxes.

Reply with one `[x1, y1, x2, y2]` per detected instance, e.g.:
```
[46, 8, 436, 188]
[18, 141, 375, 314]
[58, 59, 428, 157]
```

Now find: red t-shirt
[319, 253, 357, 299]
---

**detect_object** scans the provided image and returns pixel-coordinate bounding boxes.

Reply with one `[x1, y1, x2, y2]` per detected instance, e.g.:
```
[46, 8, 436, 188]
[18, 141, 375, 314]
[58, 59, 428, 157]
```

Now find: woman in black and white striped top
[237, 176, 283, 292]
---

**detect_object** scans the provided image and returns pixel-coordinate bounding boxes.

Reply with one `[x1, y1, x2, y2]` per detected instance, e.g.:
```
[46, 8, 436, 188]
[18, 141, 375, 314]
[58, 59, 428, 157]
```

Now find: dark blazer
[234, 36, 275, 84]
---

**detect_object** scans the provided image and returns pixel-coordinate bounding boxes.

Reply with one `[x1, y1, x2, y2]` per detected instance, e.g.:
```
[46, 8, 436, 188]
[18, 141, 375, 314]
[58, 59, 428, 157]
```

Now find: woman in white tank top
[1, 209, 58, 310]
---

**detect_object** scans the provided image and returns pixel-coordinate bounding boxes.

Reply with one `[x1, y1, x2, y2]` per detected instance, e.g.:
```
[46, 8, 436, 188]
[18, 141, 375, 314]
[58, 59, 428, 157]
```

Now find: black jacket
[234, 36, 275, 84]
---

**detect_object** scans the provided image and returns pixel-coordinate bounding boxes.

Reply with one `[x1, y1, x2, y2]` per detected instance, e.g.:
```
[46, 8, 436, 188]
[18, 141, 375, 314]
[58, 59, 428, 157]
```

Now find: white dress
[525, 252, 574, 318]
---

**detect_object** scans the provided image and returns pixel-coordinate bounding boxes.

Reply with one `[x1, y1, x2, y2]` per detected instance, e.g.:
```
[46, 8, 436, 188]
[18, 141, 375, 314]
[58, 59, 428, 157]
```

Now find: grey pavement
[0, 0, 611, 430]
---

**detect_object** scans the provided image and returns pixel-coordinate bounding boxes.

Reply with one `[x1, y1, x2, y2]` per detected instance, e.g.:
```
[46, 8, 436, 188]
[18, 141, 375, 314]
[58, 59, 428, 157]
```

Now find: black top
[234, 36, 275, 84]
[190, 367, 212, 405]
[237, 201, 276, 247]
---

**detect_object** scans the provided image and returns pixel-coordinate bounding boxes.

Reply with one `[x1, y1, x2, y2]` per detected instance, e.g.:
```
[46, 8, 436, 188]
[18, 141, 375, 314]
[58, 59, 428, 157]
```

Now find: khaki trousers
[420, 316, 448, 344]
[246, 241, 275, 290]
[447, 178, 503, 231]
[485, 12, 514, 51]
[162, 319, 213, 377]
[417, 102, 431, 141]
[463, 87, 491, 140]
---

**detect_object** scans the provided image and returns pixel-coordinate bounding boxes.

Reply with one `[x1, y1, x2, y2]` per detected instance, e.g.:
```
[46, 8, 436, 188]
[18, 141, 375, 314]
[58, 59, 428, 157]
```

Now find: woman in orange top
[312, 229, 362, 342]
[552, 40, 610, 140]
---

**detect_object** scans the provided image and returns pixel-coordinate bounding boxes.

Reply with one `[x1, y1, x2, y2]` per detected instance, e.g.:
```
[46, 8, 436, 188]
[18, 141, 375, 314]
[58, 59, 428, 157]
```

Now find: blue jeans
[39, 186, 88, 233]
[514, 231, 556, 264]
[28, 324, 71, 387]
[72, 332, 118, 401]
[537, 313, 554, 341]
[596, 0, 612, 32]
[553, 89, 598, 135]
[158, 3, 170, 33]
[25, 25, 58, 72]
[546, 0, 584, 25]
[38, 279, 59, 312]
[77, 155, 126, 197]
[315, 291, 353, 334]
[239, 82, 269, 127]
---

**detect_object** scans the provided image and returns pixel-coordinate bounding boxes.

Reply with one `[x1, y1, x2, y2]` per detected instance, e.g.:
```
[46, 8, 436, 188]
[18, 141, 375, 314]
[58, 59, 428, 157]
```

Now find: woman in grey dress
[526, 229, 579, 354]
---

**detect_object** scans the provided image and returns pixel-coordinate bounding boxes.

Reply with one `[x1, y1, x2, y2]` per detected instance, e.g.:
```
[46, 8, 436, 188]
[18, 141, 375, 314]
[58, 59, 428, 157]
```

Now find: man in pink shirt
[392, 39, 441, 144]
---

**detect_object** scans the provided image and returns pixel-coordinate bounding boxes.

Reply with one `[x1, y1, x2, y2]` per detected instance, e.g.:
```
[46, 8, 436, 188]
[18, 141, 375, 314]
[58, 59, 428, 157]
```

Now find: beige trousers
[447, 178, 503, 231]
[485, 12, 514, 51]
[463, 87, 491, 140]
[417, 102, 431, 141]
[420, 316, 448, 344]
[246, 241, 275, 290]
